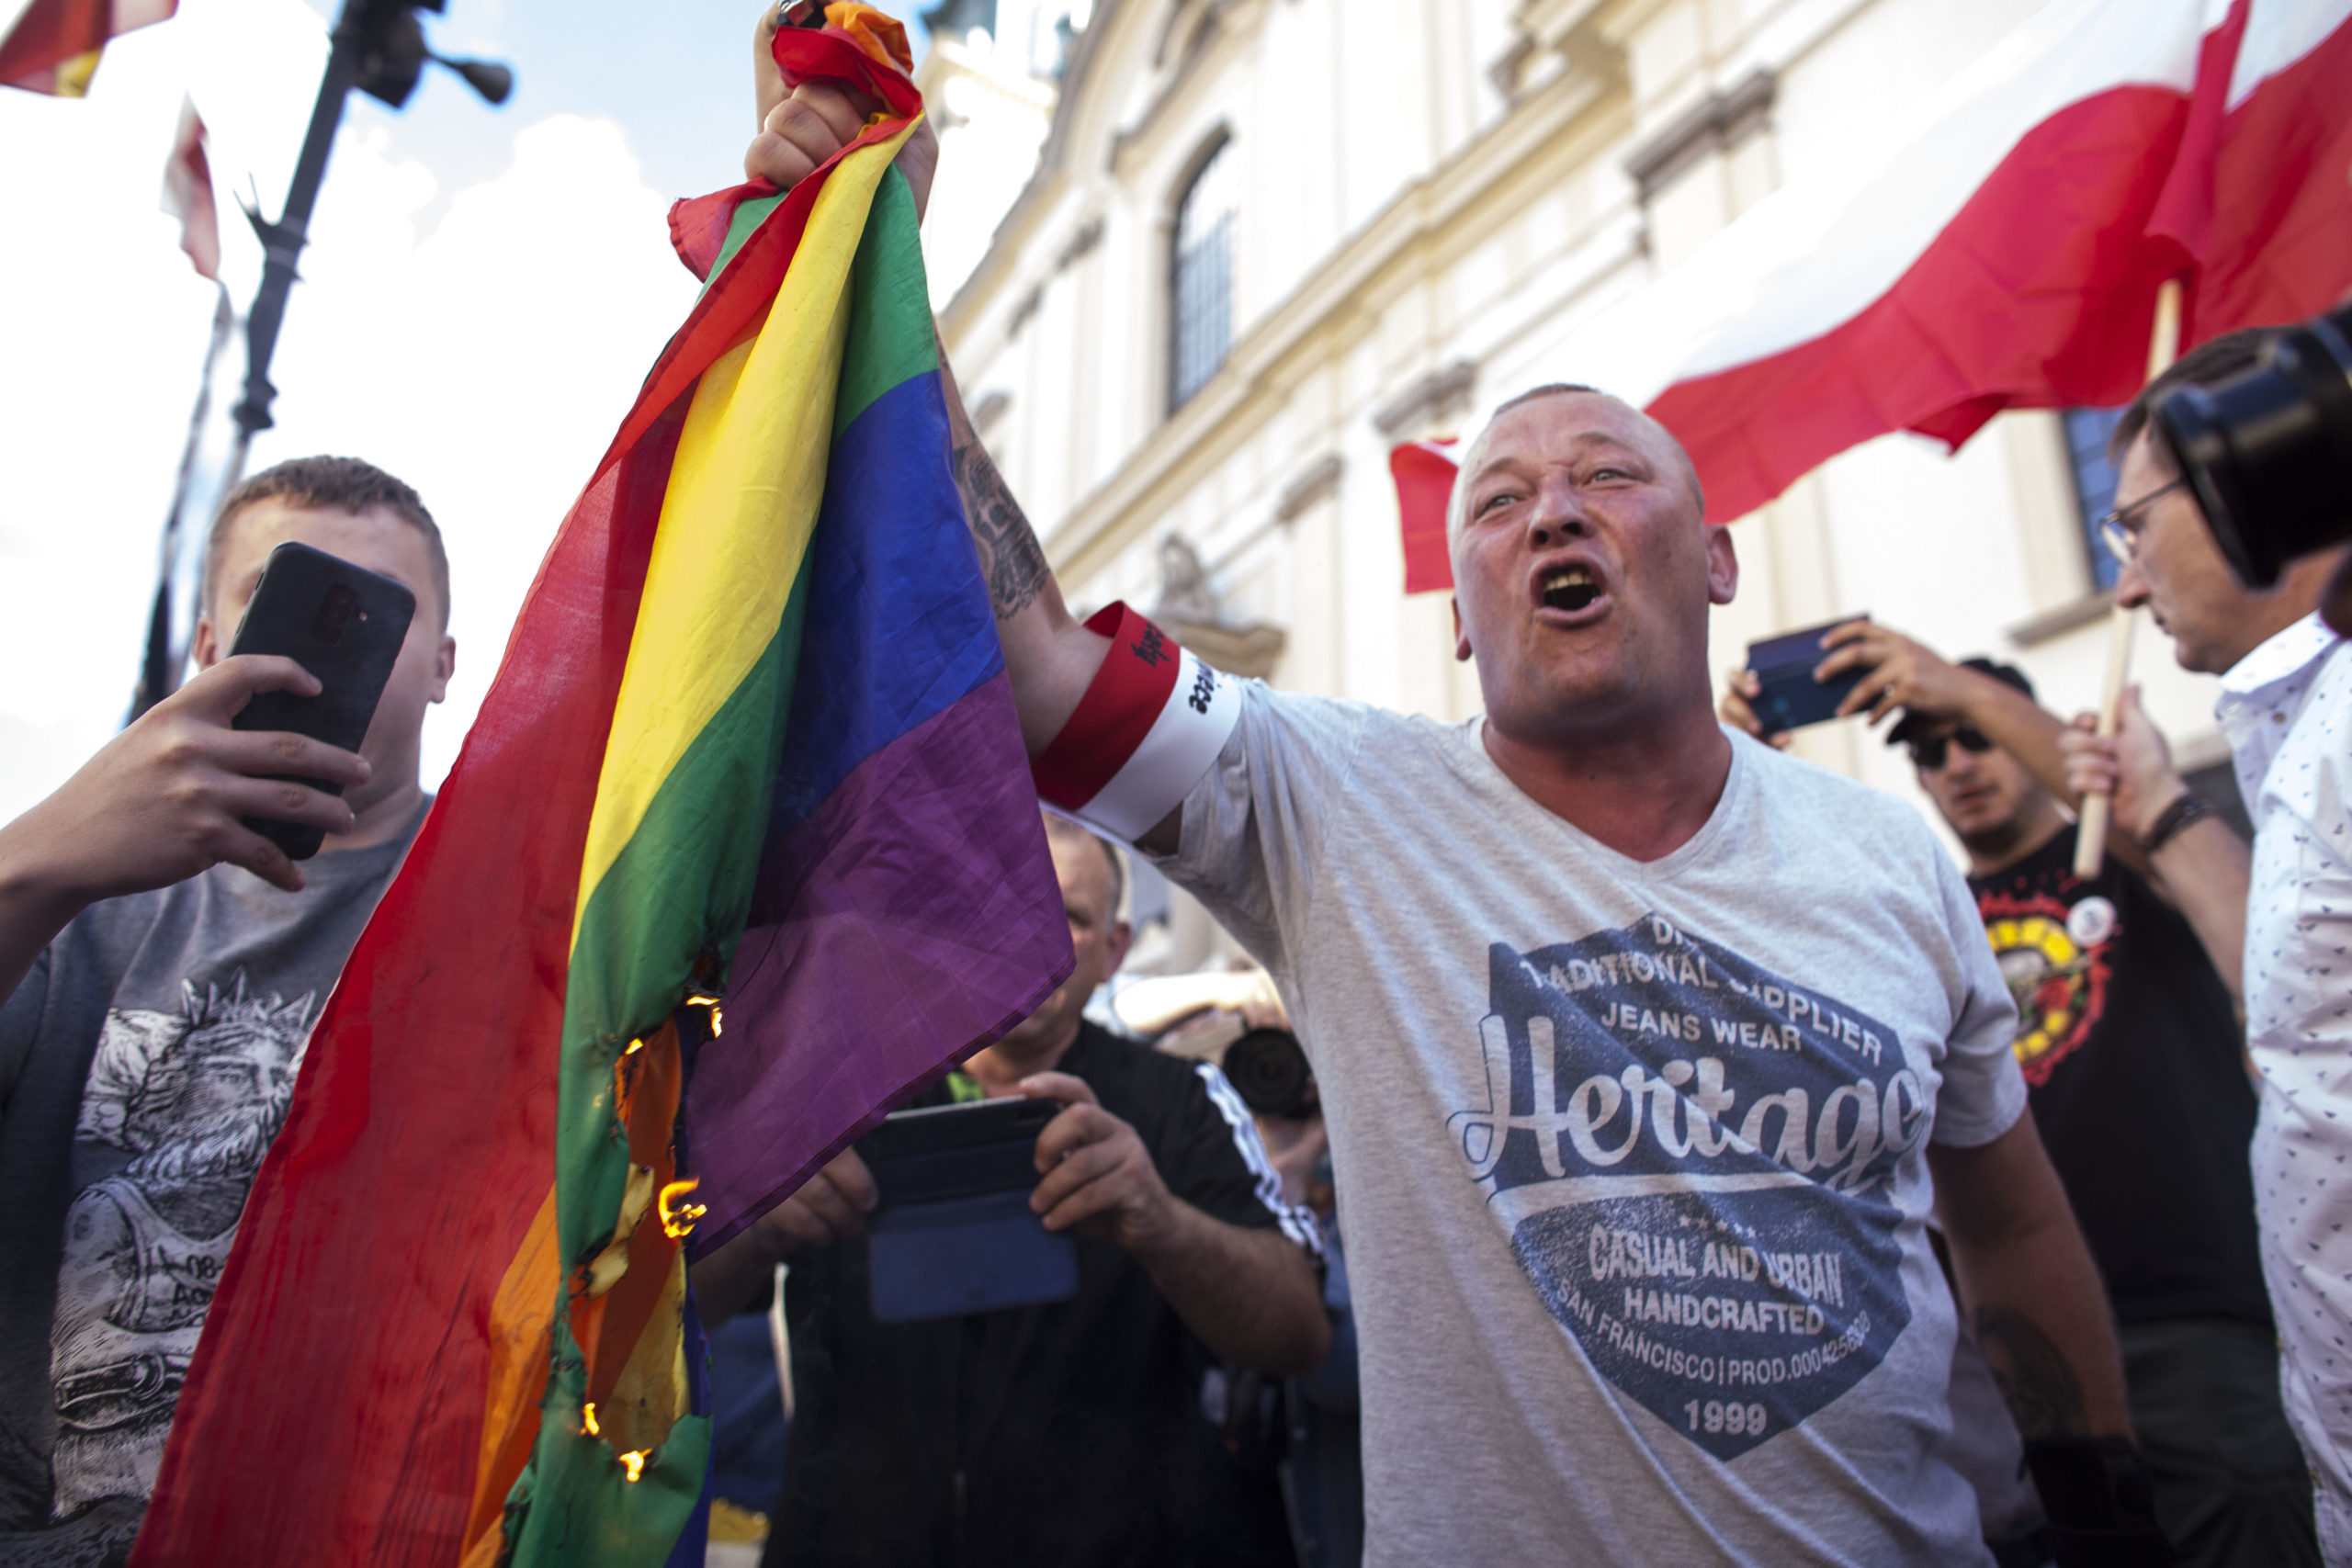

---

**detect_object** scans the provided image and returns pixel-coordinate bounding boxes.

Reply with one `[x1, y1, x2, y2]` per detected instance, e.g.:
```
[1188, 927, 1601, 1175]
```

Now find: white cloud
[0, 0, 697, 822]
[260, 113, 697, 787]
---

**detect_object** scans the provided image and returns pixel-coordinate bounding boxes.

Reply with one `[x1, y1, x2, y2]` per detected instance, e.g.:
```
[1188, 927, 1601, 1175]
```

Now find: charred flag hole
[1453, 914, 1922, 1459]
[1513, 1191, 1908, 1461]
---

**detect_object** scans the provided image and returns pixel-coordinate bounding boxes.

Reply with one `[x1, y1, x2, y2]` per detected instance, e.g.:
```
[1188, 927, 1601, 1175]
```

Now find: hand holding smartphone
[225, 542, 416, 860]
[1743, 615, 1871, 737]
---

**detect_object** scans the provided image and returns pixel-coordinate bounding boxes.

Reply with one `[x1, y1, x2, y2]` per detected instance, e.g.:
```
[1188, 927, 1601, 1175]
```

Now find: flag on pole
[160, 95, 218, 280]
[1638, 0, 2352, 526]
[1392, 0, 2352, 585]
[0, 0, 174, 96]
[2145, 0, 2352, 338]
[130, 13, 1072, 1567]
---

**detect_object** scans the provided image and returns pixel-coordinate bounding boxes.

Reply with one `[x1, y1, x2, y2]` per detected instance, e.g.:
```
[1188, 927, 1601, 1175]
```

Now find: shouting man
[741, 43, 2160, 1566]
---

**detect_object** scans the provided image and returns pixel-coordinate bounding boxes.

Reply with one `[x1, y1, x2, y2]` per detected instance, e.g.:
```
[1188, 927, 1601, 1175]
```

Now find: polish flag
[0, 0, 175, 96]
[1637, 0, 2352, 527]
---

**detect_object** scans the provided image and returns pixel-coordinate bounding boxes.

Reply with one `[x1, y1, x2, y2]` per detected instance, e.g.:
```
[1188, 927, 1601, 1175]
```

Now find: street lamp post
[228, 0, 513, 473]
[130, 0, 510, 721]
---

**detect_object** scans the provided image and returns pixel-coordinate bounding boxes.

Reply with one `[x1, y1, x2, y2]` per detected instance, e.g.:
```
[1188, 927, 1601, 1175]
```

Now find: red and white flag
[1637, 0, 2352, 526]
[2147, 0, 2352, 338]
[161, 94, 218, 279]
[0, 0, 175, 96]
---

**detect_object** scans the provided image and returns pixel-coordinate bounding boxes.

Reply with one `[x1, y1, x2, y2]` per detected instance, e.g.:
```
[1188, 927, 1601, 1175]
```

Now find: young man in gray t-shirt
[0, 457, 456, 1564]
[743, 61, 2164, 1567]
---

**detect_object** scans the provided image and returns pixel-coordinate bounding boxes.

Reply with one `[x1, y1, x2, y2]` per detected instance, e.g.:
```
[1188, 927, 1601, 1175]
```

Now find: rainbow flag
[130, 19, 1070, 1566]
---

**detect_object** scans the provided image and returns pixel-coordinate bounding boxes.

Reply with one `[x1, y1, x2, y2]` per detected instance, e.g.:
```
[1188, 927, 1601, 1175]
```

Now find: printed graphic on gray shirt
[49, 975, 314, 1517]
[1450, 913, 1921, 1460]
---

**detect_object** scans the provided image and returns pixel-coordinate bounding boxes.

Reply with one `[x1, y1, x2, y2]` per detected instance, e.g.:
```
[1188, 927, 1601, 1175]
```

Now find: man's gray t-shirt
[1151, 686, 2025, 1565]
[0, 809, 420, 1562]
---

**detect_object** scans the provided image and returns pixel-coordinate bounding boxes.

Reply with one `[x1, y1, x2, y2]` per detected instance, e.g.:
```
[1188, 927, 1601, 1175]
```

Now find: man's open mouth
[1541, 566, 1601, 613]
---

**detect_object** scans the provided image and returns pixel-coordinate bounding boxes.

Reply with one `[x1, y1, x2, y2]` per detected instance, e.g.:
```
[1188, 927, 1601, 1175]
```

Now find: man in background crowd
[0, 457, 456, 1565]
[2070, 328, 2352, 1561]
[1730, 630, 2314, 1566]
[690, 812, 1327, 1567]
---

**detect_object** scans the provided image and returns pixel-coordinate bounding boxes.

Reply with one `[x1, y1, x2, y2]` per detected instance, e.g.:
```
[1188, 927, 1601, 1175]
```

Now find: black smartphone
[225, 541, 417, 861]
[854, 1097, 1077, 1323]
[1745, 616, 1869, 736]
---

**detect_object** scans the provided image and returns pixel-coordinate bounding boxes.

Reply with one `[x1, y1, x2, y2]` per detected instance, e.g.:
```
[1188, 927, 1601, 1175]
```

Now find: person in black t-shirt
[1729, 630, 2312, 1568]
[689, 815, 1329, 1567]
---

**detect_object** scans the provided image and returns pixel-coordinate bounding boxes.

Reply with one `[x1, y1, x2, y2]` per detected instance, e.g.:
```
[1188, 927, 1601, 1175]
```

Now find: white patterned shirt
[2219, 612, 2352, 1531]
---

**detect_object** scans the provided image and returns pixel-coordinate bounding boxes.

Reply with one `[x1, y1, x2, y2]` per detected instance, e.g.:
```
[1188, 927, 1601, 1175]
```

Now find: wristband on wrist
[2140, 790, 2215, 855]
[1030, 603, 1240, 842]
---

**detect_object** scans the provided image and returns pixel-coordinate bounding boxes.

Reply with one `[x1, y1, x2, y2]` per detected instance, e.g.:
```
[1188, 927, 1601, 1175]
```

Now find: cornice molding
[1621, 67, 1775, 201]
[1372, 361, 1478, 440]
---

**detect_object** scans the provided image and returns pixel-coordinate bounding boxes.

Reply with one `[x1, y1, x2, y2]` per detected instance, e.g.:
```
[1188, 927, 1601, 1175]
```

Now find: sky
[0, 0, 933, 824]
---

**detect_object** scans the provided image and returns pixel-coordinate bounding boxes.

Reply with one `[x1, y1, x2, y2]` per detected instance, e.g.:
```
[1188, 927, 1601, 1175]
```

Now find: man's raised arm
[933, 351, 1107, 753]
[745, 13, 1194, 852]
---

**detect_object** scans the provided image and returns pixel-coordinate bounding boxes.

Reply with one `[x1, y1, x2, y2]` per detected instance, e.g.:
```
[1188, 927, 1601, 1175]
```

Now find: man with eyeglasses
[2069, 326, 2352, 1562]
[1725, 637, 2312, 1566]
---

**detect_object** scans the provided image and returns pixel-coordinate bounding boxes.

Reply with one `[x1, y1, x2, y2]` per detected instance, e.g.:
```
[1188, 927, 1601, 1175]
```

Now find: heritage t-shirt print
[1450, 912, 1922, 1460]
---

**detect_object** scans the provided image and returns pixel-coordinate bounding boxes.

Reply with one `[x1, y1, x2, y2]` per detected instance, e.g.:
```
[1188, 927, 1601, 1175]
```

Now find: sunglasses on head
[1908, 727, 1995, 770]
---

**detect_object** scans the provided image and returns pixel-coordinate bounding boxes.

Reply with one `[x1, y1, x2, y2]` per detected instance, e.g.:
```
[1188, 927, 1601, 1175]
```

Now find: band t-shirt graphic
[1969, 827, 2269, 1330]
[1152, 685, 2024, 1567]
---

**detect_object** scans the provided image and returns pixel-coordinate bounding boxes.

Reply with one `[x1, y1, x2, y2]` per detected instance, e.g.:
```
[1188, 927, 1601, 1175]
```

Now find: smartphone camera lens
[311, 584, 358, 645]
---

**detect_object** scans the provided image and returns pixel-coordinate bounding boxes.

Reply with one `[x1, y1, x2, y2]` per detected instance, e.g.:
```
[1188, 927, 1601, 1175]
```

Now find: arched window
[1170, 134, 1236, 412]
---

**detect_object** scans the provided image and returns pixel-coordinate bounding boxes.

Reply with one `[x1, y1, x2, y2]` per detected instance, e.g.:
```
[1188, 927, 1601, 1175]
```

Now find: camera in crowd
[2155, 300, 2352, 587]
[1223, 1027, 1316, 1121]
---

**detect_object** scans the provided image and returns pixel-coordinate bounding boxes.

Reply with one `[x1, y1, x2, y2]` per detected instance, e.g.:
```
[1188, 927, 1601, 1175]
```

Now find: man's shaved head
[1443, 379, 1737, 753]
[1449, 384, 1705, 536]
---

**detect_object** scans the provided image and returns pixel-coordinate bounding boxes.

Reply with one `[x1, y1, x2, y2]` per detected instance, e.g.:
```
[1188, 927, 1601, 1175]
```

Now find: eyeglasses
[1908, 727, 1996, 771]
[2096, 477, 2189, 566]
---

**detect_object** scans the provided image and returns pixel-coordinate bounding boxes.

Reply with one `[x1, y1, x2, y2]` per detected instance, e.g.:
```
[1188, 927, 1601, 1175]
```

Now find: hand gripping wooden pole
[2075, 278, 2183, 878]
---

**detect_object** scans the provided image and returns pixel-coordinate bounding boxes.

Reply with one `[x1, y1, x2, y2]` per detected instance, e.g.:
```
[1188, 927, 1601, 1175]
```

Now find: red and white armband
[1031, 603, 1241, 842]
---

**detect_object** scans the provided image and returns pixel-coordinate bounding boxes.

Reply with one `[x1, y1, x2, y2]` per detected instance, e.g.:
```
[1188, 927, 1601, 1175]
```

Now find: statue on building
[1149, 534, 1225, 626]
[1145, 532, 1288, 681]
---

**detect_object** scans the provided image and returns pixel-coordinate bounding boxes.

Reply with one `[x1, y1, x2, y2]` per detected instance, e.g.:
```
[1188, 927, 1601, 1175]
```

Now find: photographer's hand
[1719, 669, 1792, 750]
[686, 1146, 877, 1321]
[2064, 690, 2250, 1003]
[0, 655, 368, 1002]
[1819, 621, 1978, 726]
[1023, 1070, 1329, 1374]
[2059, 689, 2178, 843]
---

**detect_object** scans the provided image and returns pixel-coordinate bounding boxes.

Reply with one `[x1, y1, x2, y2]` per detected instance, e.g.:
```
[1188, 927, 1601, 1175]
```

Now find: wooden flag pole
[2075, 277, 2183, 878]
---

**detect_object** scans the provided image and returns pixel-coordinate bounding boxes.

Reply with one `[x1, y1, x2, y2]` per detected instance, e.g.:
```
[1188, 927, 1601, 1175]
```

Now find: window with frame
[1169, 135, 1236, 412]
[2062, 405, 2128, 592]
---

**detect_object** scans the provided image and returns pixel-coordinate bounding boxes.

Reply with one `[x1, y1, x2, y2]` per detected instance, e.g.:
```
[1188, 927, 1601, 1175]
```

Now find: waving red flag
[1572, 0, 2352, 529]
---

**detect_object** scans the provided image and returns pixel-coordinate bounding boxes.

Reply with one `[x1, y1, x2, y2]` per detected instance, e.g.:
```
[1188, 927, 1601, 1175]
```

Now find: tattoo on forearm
[951, 437, 1052, 623]
[1975, 1305, 2088, 1439]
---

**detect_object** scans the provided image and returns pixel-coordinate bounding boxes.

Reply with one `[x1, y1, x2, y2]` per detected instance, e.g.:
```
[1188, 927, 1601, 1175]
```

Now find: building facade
[919, 0, 2233, 965]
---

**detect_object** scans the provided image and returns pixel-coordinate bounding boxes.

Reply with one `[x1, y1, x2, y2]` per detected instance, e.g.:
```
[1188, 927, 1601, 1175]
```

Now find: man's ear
[190, 614, 222, 672]
[1453, 596, 1471, 661]
[1104, 919, 1134, 976]
[1705, 525, 1739, 606]
[430, 635, 457, 705]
